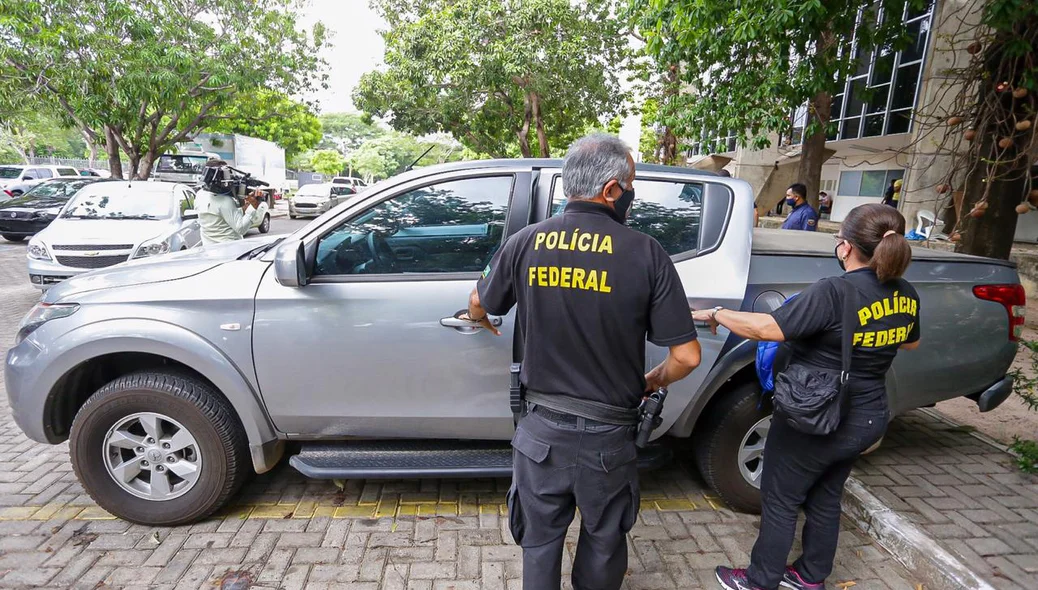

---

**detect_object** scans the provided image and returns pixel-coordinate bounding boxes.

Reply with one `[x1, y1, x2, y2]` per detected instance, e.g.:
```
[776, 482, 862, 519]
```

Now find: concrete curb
[842, 477, 996, 590]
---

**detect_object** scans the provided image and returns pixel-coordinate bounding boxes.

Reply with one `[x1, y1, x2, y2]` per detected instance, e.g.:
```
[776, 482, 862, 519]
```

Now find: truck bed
[751, 228, 1016, 268]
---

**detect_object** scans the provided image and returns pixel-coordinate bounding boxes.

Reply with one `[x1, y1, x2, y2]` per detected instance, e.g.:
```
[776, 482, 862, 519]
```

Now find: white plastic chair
[916, 209, 938, 238]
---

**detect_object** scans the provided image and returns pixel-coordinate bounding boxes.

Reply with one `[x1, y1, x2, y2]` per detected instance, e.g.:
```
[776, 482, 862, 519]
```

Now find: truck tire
[69, 371, 249, 526]
[2, 234, 25, 242]
[258, 213, 270, 234]
[694, 381, 770, 514]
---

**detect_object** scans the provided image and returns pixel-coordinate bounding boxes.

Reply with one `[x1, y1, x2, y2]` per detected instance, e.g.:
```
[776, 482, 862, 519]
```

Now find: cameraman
[195, 160, 269, 247]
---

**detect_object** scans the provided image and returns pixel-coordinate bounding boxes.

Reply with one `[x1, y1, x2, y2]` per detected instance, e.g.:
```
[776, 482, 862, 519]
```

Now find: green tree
[630, 0, 926, 206]
[1, 0, 327, 179]
[207, 91, 322, 160]
[354, 0, 630, 158]
[348, 133, 464, 182]
[319, 113, 384, 152]
[310, 149, 346, 177]
[0, 111, 86, 163]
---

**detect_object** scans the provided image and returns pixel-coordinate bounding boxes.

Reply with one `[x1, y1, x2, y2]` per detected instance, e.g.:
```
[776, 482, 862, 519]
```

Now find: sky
[298, 0, 386, 114]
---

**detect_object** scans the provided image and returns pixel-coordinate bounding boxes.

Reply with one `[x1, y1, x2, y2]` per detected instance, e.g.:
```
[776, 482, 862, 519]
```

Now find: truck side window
[314, 175, 514, 276]
[550, 177, 703, 256]
[35, 168, 53, 179]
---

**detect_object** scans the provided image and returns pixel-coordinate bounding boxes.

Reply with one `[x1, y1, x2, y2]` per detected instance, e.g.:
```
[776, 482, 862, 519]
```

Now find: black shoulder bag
[772, 278, 857, 436]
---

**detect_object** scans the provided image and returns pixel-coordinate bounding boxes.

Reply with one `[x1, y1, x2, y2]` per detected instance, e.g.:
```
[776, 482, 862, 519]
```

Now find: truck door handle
[440, 311, 503, 330]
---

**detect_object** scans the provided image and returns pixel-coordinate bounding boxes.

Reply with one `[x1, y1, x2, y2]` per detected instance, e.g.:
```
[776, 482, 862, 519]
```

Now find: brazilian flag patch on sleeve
[481, 263, 491, 279]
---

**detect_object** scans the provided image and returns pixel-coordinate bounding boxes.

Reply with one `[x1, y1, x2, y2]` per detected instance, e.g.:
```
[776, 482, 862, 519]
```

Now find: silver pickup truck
[5, 160, 1022, 525]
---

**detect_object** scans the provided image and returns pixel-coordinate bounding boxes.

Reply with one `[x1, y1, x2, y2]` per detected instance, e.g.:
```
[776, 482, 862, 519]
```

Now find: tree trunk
[662, 127, 678, 165]
[82, 129, 97, 168]
[796, 91, 832, 210]
[517, 92, 533, 158]
[137, 151, 156, 180]
[531, 93, 549, 157]
[104, 126, 123, 179]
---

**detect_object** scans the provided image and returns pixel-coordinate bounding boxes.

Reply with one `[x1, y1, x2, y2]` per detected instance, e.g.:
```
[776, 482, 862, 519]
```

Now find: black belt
[524, 390, 641, 426]
[530, 404, 614, 426]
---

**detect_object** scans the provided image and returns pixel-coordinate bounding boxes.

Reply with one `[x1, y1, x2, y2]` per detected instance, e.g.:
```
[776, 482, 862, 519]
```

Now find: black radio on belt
[509, 363, 525, 416]
[635, 387, 668, 449]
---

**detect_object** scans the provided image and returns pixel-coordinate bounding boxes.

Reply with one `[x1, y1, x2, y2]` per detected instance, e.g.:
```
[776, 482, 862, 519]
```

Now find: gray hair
[561, 133, 634, 200]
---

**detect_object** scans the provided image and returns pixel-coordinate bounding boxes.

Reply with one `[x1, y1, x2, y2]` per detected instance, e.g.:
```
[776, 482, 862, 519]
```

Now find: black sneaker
[780, 566, 827, 590]
[715, 566, 766, 590]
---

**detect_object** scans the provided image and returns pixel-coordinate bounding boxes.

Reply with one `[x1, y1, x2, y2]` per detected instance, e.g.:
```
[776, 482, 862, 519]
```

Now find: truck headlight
[133, 237, 171, 258]
[26, 239, 51, 261]
[16, 303, 79, 344]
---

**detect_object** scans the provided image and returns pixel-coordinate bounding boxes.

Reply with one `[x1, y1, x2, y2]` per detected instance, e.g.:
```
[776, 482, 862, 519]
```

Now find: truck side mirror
[274, 239, 311, 287]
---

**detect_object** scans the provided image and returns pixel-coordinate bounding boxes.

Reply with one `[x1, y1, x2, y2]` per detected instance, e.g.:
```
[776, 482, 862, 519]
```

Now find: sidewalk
[852, 409, 1038, 589]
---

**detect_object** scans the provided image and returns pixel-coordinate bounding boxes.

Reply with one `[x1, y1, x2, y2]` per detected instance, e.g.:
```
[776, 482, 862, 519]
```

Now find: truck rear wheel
[69, 371, 248, 525]
[694, 382, 769, 514]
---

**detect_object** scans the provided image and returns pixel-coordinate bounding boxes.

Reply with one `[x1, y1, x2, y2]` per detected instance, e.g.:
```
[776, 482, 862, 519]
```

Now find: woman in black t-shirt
[693, 204, 921, 590]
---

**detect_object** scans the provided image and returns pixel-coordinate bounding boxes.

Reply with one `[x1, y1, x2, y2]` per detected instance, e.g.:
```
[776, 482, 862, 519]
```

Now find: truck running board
[288, 439, 672, 480]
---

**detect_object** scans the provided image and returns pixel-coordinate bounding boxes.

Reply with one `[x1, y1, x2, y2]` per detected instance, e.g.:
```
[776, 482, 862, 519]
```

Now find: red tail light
[973, 284, 1026, 341]
[2, 189, 11, 197]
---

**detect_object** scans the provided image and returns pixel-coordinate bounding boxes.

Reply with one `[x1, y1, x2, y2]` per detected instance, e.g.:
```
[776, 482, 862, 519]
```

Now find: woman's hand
[691, 309, 720, 335]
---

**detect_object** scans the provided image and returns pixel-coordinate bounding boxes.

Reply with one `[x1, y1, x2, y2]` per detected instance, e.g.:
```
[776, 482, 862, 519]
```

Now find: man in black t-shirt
[466, 134, 702, 590]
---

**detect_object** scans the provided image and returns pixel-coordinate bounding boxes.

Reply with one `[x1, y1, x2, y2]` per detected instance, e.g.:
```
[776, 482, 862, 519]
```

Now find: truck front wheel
[694, 381, 770, 514]
[69, 371, 249, 525]
[258, 213, 270, 234]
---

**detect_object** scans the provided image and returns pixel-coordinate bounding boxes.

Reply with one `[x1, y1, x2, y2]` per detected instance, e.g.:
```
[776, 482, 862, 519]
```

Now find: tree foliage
[206, 91, 322, 160]
[318, 112, 385, 152]
[310, 149, 347, 177]
[354, 0, 631, 158]
[348, 133, 464, 182]
[0, 0, 327, 179]
[630, 0, 926, 203]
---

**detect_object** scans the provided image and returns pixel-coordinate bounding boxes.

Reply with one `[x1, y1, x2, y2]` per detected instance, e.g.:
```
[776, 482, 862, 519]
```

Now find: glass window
[841, 117, 862, 140]
[884, 169, 905, 187]
[871, 46, 896, 85]
[859, 171, 888, 197]
[901, 19, 929, 64]
[156, 155, 208, 175]
[314, 176, 513, 276]
[846, 79, 868, 120]
[891, 63, 922, 110]
[551, 178, 703, 256]
[838, 171, 862, 195]
[863, 114, 886, 137]
[22, 179, 94, 199]
[867, 84, 890, 113]
[58, 168, 78, 177]
[35, 169, 53, 179]
[62, 186, 174, 220]
[887, 109, 913, 134]
[0, 167, 22, 179]
[179, 190, 195, 216]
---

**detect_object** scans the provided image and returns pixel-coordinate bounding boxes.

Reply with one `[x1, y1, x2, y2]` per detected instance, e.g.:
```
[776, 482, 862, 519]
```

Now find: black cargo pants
[747, 406, 888, 590]
[508, 406, 640, 590]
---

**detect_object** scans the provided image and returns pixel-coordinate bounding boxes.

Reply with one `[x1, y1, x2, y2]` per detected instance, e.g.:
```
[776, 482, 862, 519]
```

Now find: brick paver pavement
[855, 411, 1038, 590]
[0, 242, 920, 589]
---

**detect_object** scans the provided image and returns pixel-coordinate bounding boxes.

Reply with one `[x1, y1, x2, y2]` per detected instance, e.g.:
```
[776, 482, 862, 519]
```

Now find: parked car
[0, 178, 104, 241]
[288, 182, 355, 218]
[5, 159, 1021, 525]
[24, 181, 201, 289]
[331, 176, 368, 193]
[0, 164, 82, 197]
[79, 169, 112, 178]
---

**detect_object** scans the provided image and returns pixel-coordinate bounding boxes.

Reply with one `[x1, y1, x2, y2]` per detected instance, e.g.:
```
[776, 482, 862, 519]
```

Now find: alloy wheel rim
[102, 412, 202, 501]
[738, 416, 771, 489]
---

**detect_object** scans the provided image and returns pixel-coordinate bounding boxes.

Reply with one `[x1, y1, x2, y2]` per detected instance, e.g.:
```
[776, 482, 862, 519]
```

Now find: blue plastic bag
[756, 293, 799, 393]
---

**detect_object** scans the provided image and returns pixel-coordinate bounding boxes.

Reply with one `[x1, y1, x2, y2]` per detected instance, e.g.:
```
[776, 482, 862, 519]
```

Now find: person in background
[697, 203, 920, 590]
[882, 179, 902, 208]
[780, 183, 819, 232]
[818, 191, 832, 216]
[194, 160, 269, 246]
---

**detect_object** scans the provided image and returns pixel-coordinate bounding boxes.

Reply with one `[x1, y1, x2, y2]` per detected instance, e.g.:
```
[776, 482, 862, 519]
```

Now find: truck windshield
[156, 155, 208, 174]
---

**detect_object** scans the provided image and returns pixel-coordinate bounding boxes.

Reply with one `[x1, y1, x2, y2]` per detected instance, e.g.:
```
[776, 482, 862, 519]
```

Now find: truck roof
[751, 228, 1015, 268]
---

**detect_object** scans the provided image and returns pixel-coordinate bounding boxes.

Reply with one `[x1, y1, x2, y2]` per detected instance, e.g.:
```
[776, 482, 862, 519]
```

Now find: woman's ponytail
[841, 203, 913, 282]
[870, 229, 912, 282]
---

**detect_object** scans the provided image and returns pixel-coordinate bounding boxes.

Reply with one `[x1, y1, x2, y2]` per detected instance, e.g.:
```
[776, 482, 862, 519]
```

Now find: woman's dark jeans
[746, 407, 888, 590]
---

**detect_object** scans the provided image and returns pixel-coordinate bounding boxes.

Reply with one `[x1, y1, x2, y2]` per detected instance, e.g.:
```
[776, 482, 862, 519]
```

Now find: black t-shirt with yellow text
[477, 200, 698, 409]
[770, 268, 921, 411]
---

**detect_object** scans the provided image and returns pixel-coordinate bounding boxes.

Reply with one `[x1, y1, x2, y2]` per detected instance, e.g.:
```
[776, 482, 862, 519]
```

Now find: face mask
[835, 242, 846, 271]
[786, 197, 797, 206]
[613, 182, 636, 222]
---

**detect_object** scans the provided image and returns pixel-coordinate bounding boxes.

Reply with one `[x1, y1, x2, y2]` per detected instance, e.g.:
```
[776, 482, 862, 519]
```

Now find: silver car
[5, 160, 1020, 525]
[289, 182, 358, 218]
[26, 181, 201, 288]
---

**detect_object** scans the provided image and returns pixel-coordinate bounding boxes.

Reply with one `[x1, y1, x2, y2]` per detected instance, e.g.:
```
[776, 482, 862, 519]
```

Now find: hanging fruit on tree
[1016, 120, 1032, 132]
[1013, 87, 1029, 99]
[967, 41, 982, 55]
[998, 137, 1014, 149]
[964, 129, 976, 141]
[948, 116, 964, 126]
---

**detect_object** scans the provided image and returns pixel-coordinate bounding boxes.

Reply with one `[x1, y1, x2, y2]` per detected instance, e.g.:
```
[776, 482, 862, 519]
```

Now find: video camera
[200, 162, 268, 204]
